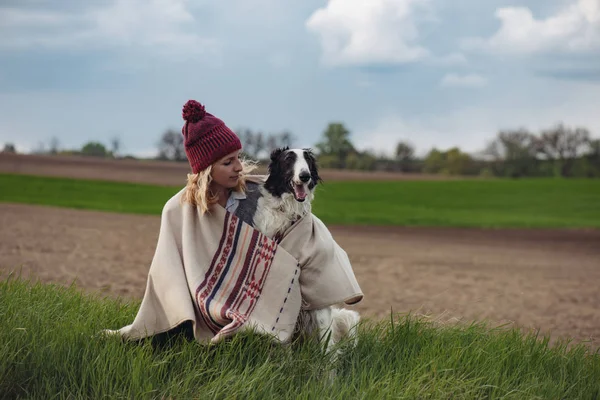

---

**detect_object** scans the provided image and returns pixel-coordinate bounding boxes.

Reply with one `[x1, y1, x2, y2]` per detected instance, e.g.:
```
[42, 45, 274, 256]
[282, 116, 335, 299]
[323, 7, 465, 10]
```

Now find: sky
[1, 0, 599, 158]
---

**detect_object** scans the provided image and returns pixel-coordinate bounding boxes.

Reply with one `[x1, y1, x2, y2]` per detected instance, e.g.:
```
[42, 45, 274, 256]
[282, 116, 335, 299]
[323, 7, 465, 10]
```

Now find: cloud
[0, 0, 216, 57]
[463, 0, 600, 55]
[440, 73, 487, 88]
[305, 0, 431, 66]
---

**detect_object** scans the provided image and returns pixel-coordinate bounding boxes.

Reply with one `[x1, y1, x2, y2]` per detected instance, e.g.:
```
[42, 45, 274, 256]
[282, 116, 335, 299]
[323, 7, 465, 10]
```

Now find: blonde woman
[105, 100, 362, 346]
[179, 99, 258, 216]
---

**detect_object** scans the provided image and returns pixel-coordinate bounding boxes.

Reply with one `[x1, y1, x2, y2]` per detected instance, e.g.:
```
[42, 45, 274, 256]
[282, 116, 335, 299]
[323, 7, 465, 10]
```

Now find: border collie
[253, 147, 360, 354]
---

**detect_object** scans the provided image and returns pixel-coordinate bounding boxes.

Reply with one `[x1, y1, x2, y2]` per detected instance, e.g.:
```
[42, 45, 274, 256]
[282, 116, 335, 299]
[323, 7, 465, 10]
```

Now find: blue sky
[1, 0, 599, 157]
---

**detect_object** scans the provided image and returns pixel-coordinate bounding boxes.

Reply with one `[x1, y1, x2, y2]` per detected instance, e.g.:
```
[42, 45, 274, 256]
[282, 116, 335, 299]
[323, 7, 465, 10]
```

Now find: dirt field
[1, 154, 599, 347]
[2, 203, 599, 347]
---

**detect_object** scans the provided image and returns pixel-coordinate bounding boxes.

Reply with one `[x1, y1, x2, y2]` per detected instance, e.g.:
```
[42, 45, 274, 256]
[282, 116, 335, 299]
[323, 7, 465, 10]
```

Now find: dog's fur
[253, 147, 360, 354]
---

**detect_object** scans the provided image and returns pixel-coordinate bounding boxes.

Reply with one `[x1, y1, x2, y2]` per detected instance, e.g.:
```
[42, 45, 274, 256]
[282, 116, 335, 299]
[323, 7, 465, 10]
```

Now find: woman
[105, 100, 362, 345]
[179, 99, 257, 216]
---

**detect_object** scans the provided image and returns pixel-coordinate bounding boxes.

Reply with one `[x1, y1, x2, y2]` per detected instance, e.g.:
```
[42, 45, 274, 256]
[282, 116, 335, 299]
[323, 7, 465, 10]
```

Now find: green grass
[1, 173, 599, 228]
[0, 173, 175, 215]
[312, 179, 600, 228]
[1, 274, 599, 399]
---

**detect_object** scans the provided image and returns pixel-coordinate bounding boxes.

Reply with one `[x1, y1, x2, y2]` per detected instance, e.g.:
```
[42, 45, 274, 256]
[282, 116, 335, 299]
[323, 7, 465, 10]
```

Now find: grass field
[1, 274, 599, 399]
[1, 173, 599, 228]
[313, 179, 600, 228]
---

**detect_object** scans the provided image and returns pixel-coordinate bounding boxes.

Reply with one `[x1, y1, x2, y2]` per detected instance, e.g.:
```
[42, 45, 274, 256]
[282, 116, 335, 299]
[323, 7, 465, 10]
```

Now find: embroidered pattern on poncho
[195, 212, 278, 339]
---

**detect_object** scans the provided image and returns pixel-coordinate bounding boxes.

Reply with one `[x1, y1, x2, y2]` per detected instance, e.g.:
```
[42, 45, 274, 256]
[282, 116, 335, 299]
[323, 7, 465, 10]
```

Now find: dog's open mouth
[293, 184, 307, 202]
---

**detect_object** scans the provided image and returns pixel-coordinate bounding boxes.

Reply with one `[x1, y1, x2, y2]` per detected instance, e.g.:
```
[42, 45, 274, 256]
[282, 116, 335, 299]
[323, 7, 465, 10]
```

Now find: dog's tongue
[294, 184, 307, 201]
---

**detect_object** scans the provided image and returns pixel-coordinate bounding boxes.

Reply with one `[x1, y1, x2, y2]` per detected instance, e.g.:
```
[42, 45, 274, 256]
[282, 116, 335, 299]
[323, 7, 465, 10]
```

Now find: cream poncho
[108, 186, 363, 344]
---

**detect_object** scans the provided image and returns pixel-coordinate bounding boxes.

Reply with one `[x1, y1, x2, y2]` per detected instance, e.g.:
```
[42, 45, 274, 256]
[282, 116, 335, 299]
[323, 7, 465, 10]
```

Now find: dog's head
[264, 147, 323, 202]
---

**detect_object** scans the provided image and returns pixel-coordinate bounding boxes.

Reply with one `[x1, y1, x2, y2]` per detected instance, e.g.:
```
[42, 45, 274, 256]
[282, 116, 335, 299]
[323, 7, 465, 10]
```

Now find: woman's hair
[182, 158, 257, 214]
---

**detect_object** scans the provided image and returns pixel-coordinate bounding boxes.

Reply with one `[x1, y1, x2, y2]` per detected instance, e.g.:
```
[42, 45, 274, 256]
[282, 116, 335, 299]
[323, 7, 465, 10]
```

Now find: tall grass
[1, 274, 599, 399]
[1, 173, 599, 228]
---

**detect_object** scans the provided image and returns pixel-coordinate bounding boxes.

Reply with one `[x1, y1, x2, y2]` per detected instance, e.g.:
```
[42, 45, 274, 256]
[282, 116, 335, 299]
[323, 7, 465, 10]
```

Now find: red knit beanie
[181, 100, 242, 173]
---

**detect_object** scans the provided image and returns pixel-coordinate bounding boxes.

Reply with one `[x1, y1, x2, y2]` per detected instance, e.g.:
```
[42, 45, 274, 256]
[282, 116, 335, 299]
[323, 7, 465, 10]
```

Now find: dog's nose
[299, 171, 311, 183]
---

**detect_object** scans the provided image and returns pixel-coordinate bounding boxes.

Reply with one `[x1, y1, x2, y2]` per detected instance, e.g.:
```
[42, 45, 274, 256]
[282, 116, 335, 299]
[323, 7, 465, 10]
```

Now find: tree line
[2, 137, 125, 159]
[2, 122, 599, 178]
[311, 122, 599, 178]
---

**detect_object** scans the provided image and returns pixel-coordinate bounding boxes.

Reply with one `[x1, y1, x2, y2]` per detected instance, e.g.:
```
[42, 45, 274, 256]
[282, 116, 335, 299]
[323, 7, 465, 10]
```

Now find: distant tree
[361, 151, 378, 171]
[444, 147, 475, 175]
[315, 123, 355, 168]
[395, 141, 415, 172]
[32, 141, 47, 155]
[279, 131, 296, 148]
[252, 132, 265, 160]
[81, 141, 108, 157]
[423, 148, 445, 173]
[484, 129, 539, 177]
[588, 139, 600, 167]
[236, 128, 255, 159]
[346, 151, 377, 171]
[479, 167, 495, 178]
[49, 137, 60, 155]
[536, 123, 591, 177]
[316, 153, 342, 169]
[2, 143, 16, 153]
[265, 134, 279, 156]
[157, 129, 186, 161]
[264, 131, 298, 157]
[110, 136, 122, 158]
[236, 128, 297, 160]
[423, 147, 474, 175]
[579, 138, 600, 177]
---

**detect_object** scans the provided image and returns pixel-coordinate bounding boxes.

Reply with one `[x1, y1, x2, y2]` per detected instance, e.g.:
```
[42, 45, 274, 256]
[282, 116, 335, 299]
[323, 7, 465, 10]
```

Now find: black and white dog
[254, 147, 321, 239]
[253, 147, 360, 353]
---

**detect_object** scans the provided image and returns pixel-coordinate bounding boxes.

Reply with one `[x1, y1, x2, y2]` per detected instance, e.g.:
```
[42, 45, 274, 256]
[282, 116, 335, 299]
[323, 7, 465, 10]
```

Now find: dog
[252, 147, 360, 355]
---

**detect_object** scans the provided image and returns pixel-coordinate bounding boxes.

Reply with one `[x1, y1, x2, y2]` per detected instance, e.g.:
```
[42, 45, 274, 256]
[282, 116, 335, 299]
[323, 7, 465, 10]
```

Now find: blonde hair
[182, 158, 258, 214]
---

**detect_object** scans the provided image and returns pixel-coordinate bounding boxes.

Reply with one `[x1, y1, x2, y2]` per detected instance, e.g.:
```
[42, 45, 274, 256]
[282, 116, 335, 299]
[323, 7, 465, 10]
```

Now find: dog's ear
[304, 148, 324, 185]
[270, 147, 288, 163]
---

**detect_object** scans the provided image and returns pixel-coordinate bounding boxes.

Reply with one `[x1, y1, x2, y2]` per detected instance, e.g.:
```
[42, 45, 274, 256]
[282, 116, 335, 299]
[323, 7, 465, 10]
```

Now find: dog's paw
[95, 329, 120, 339]
[331, 308, 360, 345]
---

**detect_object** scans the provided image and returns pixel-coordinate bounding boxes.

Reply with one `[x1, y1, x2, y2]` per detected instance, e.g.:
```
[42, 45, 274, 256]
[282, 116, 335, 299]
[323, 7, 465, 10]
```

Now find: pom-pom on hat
[181, 100, 242, 173]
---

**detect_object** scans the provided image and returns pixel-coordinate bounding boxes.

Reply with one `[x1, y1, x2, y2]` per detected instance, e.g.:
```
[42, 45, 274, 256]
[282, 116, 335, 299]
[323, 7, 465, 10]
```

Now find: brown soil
[1, 203, 599, 347]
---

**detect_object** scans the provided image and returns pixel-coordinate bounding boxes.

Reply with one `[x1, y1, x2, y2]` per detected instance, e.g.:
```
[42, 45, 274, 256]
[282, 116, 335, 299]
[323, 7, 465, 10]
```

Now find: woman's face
[211, 150, 243, 189]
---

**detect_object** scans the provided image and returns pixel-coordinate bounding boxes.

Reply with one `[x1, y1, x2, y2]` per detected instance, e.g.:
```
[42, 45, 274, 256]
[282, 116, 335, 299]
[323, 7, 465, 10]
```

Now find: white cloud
[440, 73, 487, 88]
[463, 0, 600, 54]
[305, 0, 431, 66]
[0, 0, 216, 57]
